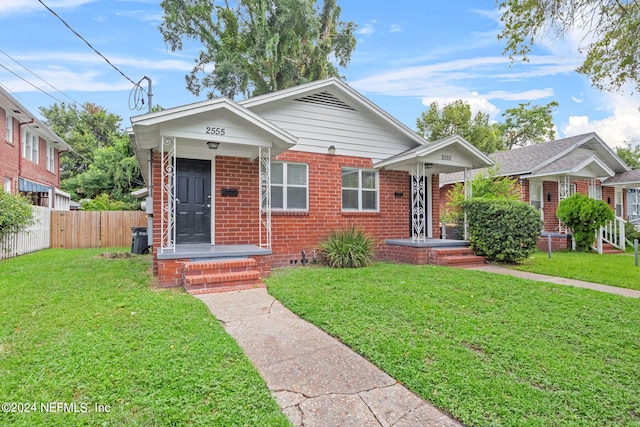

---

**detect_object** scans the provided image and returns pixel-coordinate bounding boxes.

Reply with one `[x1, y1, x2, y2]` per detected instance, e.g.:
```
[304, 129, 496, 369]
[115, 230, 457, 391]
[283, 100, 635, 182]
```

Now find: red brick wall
[542, 181, 559, 232]
[0, 110, 19, 192]
[20, 135, 61, 190]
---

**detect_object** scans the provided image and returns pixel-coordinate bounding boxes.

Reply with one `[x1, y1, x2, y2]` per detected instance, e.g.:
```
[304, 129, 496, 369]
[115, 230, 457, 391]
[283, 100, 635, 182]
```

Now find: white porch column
[558, 175, 571, 233]
[160, 135, 177, 254]
[259, 147, 272, 249]
[411, 163, 427, 242]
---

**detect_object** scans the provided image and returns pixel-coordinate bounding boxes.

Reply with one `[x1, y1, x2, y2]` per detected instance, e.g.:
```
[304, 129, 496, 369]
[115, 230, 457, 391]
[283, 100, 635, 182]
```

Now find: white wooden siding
[249, 99, 420, 162]
[0, 207, 50, 260]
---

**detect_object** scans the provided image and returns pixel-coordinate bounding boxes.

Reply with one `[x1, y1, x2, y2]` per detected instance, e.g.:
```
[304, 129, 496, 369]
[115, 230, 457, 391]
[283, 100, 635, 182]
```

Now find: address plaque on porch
[205, 127, 226, 136]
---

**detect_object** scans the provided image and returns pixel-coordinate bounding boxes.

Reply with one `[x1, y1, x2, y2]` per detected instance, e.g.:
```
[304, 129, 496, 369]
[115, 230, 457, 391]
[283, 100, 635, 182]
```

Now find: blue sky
[1, 0, 639, 148]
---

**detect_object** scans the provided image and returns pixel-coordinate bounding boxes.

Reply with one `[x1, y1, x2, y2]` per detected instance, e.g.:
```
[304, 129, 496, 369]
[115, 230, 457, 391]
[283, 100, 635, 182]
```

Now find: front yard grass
[0, 249, 290, 427]
[267, 263, 640, 426]
[511, 250, 640, 291]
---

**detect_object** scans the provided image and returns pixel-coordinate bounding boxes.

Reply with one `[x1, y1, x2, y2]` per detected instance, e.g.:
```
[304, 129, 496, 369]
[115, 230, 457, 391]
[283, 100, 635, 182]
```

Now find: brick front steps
[183, 258, 265, 294]
[600, 243, 624, 255]
[427, 247, 486, 268]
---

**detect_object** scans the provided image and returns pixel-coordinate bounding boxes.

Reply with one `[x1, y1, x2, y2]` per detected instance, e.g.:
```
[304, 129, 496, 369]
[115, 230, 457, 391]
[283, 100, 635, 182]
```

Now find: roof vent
[295, 91, 356, 111]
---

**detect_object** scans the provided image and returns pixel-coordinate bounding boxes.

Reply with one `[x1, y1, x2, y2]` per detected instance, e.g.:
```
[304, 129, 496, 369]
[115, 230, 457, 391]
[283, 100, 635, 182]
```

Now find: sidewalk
[470, 265, 640, 298]
[197, 289, 462, 427]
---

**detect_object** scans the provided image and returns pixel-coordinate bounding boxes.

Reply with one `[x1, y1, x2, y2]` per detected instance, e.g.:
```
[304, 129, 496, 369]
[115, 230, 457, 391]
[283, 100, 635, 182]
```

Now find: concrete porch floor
[156, 244, 272, 260]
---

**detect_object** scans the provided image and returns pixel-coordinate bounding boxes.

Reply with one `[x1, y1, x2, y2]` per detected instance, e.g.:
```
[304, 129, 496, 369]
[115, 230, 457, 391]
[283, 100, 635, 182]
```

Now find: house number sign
[441, 154, 452, 161]
[205, 126, 226, 136]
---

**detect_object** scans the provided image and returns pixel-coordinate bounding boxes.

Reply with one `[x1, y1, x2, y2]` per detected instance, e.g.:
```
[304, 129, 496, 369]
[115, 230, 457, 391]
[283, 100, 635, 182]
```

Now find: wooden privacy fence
[50, 210, 147, 249]
[0, 207, 51, 260]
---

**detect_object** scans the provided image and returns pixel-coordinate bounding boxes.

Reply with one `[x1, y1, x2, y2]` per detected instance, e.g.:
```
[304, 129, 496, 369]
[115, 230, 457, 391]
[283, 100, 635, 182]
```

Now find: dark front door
[176, 158, 211, 244]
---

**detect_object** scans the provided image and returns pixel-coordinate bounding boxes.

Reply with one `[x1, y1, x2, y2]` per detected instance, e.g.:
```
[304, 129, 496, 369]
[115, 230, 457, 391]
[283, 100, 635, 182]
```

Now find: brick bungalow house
[440, 133, 640, 251]
[129, 78, 494, 291]
[0, 86, 72, 209]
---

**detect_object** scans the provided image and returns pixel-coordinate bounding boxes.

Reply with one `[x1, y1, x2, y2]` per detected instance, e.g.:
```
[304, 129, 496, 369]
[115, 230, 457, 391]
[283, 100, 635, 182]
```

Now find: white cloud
[390, 24, 402, 33]
[357, 23, 375, 36]
[562, 92, 640, 147]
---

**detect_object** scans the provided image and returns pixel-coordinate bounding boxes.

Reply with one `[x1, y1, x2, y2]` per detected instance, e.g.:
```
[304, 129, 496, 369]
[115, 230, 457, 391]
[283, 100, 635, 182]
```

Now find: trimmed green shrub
[556, 193, 614, 252]
[624, 220, 638, 242]
[318, 227, 375, 268]
[0, 187, 34, 240]
[463, 198, 543, 263]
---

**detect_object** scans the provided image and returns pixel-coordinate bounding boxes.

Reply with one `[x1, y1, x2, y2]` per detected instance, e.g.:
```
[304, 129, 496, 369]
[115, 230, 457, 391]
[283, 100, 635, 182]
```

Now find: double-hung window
[271, 162, 308, 210]
[46, 145, 55, 172]
[5, 111, 13, 143]
[22, 130, 39, 163]
[342, 168, 378, 211]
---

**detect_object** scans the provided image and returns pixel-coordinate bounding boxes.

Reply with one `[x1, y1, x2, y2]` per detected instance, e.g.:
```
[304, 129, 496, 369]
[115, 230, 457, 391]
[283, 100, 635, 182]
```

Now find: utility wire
[38, 0, 138, 86]
[0, 61, 66, 105]
[0, 49, 80, 106]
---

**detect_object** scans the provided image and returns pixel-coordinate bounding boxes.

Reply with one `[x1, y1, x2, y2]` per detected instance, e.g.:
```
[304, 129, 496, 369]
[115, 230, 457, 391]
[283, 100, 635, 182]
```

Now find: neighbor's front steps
[183, 258, 265, 295]
[427, 246, 486, 268]
[600, 243, 624, 255]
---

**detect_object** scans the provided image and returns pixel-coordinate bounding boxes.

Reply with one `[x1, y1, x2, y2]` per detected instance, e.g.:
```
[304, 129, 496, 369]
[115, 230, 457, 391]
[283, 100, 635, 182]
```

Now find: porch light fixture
[206, 141, 220, 150]
[328, 145, 336, 155]
[425, 163, 433, 169]
[547, 193, 552, 202]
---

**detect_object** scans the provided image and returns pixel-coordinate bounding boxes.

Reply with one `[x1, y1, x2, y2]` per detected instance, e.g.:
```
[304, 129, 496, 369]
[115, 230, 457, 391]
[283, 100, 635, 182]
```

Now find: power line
[0, 49, 80, 106]
[0, 61, 66, 105]
[38, 0, 138, 87]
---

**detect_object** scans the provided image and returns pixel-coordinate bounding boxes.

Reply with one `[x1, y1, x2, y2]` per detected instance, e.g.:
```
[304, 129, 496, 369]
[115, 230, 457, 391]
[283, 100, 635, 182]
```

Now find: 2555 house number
[205, 127, 226, 136]
[441, 154, 452, 161]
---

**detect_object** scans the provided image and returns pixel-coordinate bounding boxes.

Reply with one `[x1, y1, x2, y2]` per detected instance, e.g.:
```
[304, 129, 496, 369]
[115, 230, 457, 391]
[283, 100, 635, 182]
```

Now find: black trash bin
[131, 227, 149, 254]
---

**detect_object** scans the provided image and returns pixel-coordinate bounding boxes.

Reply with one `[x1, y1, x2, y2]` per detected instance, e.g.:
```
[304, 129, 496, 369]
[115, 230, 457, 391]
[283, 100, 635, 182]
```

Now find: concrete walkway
[470, 265, 640, 298]
[197, 289, 462, 427]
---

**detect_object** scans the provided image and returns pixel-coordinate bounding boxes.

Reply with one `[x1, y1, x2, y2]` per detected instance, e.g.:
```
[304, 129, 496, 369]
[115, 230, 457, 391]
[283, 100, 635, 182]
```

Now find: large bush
[463, 198, 543, 263]
[556, 193, 615, 252]
[318, 227, 375, 268]
[0, 188, 34, 240]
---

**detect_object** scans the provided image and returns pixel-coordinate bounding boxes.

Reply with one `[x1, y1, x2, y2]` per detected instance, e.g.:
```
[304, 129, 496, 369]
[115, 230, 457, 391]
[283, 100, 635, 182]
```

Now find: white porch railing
[0, 206, 51, 260]
[595, 216, 626, 253]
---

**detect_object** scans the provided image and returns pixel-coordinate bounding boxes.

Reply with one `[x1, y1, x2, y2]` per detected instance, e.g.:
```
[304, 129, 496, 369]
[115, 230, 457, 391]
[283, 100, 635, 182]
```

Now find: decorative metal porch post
[411, 163, 427, 242]
[259, 147, 272, 249]
[558, 175, 571, 233]
[160, 136, 177, 254]
[463, 167, 472, 240]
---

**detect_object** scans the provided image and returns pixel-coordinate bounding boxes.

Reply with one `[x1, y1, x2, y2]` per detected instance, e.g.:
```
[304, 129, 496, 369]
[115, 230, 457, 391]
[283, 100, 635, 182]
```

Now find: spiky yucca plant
[318, 227, 375, 268]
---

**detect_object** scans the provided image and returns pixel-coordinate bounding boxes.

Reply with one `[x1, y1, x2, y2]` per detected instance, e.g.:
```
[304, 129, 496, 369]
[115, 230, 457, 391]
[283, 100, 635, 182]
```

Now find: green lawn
[0, 249, 290, 427]
[267, 263, 640, 427]
[511, 250, 640, 291]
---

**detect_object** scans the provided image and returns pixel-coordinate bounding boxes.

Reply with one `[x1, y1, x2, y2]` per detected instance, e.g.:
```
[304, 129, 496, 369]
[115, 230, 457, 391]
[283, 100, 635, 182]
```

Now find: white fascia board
[528, 156, 615, 180]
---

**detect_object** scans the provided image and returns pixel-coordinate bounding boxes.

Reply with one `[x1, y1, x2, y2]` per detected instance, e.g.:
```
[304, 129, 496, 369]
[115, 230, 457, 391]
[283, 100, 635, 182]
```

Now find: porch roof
[130, 97, 297, 185]
[602, 169, 640, 187]
[526, 154, 615, 180]
[374, 134, 494, 173]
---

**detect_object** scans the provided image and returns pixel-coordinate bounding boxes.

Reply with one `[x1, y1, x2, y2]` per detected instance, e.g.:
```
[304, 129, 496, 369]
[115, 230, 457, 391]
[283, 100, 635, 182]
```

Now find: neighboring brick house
[441, 133, 640, 250]
[0, 86, 72, 209]
[129, 78, 493, 288]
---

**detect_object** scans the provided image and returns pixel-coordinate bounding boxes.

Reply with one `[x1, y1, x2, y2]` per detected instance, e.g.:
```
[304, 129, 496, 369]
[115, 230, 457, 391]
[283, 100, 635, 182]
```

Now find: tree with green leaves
[497, 0, 640, 93]
[40, 103, 143, 208]
[416, 100, 504, 154]
[616, 139, 640, 169]
[159, 0, 357, 99]
[40, 102, 127, 180]
[499, 101, 558, 149]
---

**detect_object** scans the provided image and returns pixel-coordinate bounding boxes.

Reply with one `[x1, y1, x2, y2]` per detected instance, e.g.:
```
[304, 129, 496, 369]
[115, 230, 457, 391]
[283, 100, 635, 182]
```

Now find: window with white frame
[271, 162, 308, 210]
[342, 168, 378, 211]
[22, 130, 39, 163]
[46, 145, 55, 172]
[5, 111, 13, 143]
[614, 188, 623, 217]
[529, 181, 543, 212]
[4, 177, 11, 193]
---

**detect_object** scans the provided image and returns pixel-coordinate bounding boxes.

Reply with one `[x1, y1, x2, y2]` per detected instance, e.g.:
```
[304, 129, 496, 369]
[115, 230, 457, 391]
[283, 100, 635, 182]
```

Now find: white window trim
[22, 130, 39, 163]
[271, 161, 309, 211]
[5, 111, 13, 144]
[46, 144, 55, 172]
[529, 181, 544, 218]
[341, 168, 379, 212]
